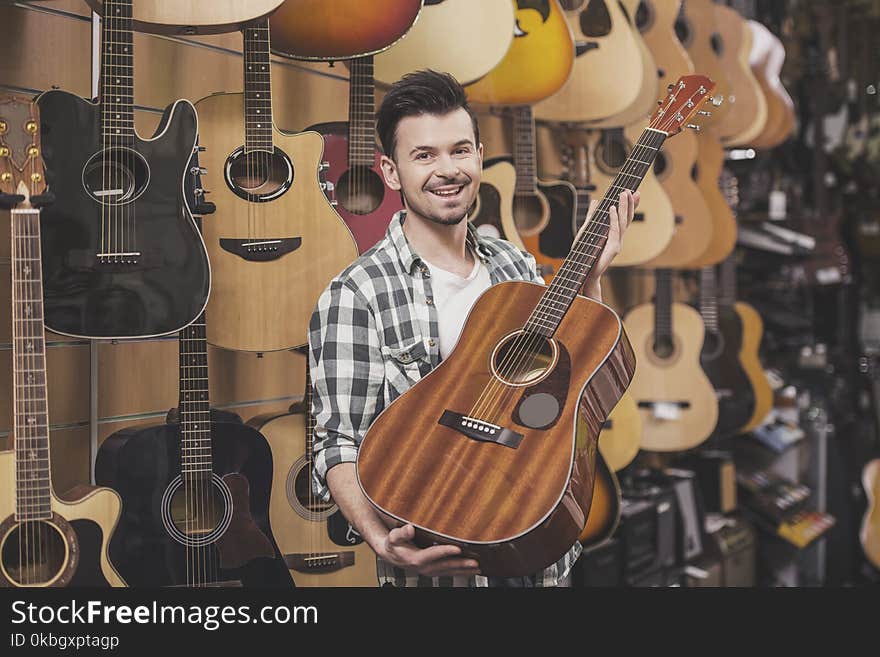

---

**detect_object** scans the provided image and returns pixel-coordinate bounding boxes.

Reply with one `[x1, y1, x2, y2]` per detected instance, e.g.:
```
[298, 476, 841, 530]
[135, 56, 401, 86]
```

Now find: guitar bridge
[284, 552, 355, 574]
[438, 410, 523, 449]
[219, 237, 302, 262]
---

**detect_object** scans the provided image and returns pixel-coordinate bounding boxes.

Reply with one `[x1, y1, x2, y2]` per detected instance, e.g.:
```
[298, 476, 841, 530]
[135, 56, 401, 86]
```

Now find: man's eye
[416, 152, 431, 160]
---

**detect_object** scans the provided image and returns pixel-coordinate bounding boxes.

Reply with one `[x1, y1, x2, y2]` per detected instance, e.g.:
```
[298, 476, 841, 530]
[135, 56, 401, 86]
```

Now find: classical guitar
[85, 0, 284, 35]
[373, 0, 515, 86]
[36, 0, 210, 339]
[697, 264, 755, 440]
[196, 20, 358, 352]
[270, 0, 421, 61]
[308, 56, 403, 254]
[357, 75, 715, 576]
[624, 268, 719, 452]
[0, 96, 125, 587]
[534, 0, 646, 123]
[248, 366, 378, 586]
[862, 458, 880, 571]
[95, 217, 293, 587]
[598, 392, 641, 473]
[470, 156, 529, 253]
[748, 20, 796, 150]
[634, 0, 694, 103]
[465, 0, 574, 106]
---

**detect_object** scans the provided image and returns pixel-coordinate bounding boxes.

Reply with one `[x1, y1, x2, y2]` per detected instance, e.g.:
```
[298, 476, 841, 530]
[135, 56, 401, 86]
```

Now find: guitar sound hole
[294, 462, 334, 514]
[702, 330, 725, 361]
[513, 194, 545, 234]
[710, 33, 724, 56]
[225, 145, 293, 203]
[635, 1, 653, 33]
[82, 147, 149, 206]
[675, 17, 692, 47]
[652, 336, 675, 359]
[597, 133, 629, 172]
[654, 151, 668, 178]
[581, 1, 611, 37]
[161, 474, 233, 547]
[336, 166, 385, 215]
[1, 520, 67, 586]
[491, 331, 557, 386]
[285, 456, 337, 522]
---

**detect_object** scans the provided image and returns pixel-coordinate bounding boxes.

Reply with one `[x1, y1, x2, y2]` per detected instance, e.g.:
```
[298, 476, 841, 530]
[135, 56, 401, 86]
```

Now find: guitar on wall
[195, 19, 358, 352]
[36, 0, 210, 339]
[862, 458, 880, 571]
[95, 181, 294, 587]
[308, 55, 403, 254]
[356, 75, 716, 576]
[0, 95, 125, 587]
[86, 0, 284, 35]
[248, 365, 378, 586]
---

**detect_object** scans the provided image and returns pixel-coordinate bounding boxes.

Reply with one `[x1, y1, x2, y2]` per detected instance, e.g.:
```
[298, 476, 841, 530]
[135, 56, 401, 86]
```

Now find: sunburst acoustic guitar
[0, 95, 125, 588]
[470, 156, 527, 251]
[196, 19, 358, 352]
[356, 75, 716, 576]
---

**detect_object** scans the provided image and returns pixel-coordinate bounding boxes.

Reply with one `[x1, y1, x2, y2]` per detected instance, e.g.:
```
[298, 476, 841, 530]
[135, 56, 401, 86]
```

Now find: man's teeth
[432, 186, 463, 197]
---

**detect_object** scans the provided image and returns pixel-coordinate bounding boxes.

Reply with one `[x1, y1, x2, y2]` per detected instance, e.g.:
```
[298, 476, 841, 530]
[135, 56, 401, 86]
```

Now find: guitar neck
[12, 207, 52, 520]
[179, 312, 212, 476]
[525, 127, 667, 337]
[718, 254, 737, 310]
[654, 268, 673, 343]
[699, 265, 720, 332]
[100, 0, 134, 144]
[243, 19, 274, 154]
[513, 106, 538, 195]
[348, 55, 376, 166]
[304, 366, 315, 463]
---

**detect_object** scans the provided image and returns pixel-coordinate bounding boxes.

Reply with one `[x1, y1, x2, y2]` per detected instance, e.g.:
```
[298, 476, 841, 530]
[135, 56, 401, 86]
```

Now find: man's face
[380, 108, 483, 227]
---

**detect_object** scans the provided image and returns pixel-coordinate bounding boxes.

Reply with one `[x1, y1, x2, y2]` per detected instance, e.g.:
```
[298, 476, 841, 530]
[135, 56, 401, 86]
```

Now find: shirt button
[428, 339, 436, 348]
[426, 297, 434, 306]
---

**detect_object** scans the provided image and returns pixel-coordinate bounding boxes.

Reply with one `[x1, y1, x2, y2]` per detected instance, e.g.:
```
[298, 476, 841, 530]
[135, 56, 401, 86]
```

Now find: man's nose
[434, 153, 462, 178]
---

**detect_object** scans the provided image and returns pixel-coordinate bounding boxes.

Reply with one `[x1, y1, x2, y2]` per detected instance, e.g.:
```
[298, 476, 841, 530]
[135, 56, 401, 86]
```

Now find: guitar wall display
[195, 19, 358, 352]
[85, 0, 284, 35]
[0, 95, 125, 588]
[35, 0, 210, 339]
[356, 75, 715, 576]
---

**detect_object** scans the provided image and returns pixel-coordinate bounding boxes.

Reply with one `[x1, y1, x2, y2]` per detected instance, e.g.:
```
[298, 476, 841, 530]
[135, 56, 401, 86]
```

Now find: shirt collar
[388, 210, 494, 274]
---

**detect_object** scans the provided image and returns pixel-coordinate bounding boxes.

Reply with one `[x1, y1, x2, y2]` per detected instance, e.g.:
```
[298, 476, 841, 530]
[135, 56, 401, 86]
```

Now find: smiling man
[307, 70, 638, 587]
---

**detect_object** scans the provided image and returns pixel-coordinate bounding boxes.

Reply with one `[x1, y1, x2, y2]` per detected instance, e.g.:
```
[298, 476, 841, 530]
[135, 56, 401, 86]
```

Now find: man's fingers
[386, 524, 416, 546]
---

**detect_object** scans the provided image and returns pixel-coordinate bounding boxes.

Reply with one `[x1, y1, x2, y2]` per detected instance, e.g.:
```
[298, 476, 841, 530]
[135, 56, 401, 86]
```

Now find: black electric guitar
[0, 95, 125, 587]
[35, 0, 209, 339]
[698, 264, 755, 440]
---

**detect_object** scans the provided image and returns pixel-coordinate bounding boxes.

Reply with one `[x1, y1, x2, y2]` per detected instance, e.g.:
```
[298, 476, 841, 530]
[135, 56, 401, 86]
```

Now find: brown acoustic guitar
[195, 20, 358, 352]
[85, 0, 284, 35]
[635, 0, 693, 101]
[466, 0, 575, 107]
[356, 75, 715, 576]
[862, 459, 880, 571]
[373, 0, 516, 86]
[270, 0, 422, 61]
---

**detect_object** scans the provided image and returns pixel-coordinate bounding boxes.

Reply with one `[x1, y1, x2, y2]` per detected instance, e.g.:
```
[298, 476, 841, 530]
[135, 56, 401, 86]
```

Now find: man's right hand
[375, 524, 481, 578]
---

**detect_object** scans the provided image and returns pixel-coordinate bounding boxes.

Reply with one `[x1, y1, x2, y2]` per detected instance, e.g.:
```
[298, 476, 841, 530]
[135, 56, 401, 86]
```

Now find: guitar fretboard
[243, 20, 274, 154]
[12, 209, 51, 521]
[699, 265, 720, 333]
[179, 313, 212, 477]
[654, 268, 673, 344]
[513, 106, 538, 195]
[348, 56, 376, 166]
[524, 128, 667, 337]
[100, 0, 134, 144]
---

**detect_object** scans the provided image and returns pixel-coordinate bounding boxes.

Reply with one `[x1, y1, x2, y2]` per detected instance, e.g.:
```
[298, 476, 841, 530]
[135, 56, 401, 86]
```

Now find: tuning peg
[709, 96, 724, 107]
[319, 161, 330, 171]
[698, 110, 712, 116]
[320, 181, 335, 193]
[190, 166, 207, 176]
[667, 84, 675, 93]
[686, 124, 701, 132]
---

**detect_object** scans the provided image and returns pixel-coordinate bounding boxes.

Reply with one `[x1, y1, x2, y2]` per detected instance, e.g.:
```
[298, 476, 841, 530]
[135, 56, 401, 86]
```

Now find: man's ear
[379, 154, 401, 191]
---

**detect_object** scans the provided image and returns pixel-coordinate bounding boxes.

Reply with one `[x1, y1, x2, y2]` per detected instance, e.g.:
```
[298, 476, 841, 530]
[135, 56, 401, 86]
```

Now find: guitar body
[735, 301, 774, 432]
[624, 301, 718, 452]
[357, 281, 636, 576]
[684, 133, 737, 268]
[470, 157, 528, 252]
[373, 0, 515, 86]
[95, 420, 293, 588]
[35, 90, 210, 339]
[533, 0, 645, 122]
[577, 447, 621, 548]
[700, 306, 755, 440]
[307, 120, 403, 255]
[748, 20, 796, 149]
[519, 178, 578, 280]
[249, 410, 379, 586]
[598, 392, 641, 472]
[195, 93, 358, 351]
[635, 0, 693, 97]
[466, 0, 574, 106]
[85, 0, 284, 35]
[644, 129, 713, 267]
[270, 0, 422, 61]
[0, 452, 125, 587]
[861, 459, 880, 571]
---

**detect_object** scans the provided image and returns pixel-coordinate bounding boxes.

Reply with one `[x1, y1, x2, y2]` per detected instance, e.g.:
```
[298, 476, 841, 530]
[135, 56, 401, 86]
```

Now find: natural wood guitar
[195, 20, 358, 352]
[466, 0, 574, 106]
[861, 459, 880, 571]
[248, 368, 378, 586]
[270, 0, 421, 61]
[624, 269, 719, 452]
[598, 392, 641, 472]
[0, 96, 124, 587]
[357, 76, 715, 575]
[634, 0, 693, 102]
[85, 0, 283, 35]
[470, 156, 529, 252]
[748, 20, 796, 149]
[373, 0, 515, 86]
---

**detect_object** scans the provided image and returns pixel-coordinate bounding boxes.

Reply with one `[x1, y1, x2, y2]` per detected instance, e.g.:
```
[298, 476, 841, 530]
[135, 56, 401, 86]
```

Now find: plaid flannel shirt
[308, 211, 582, 587]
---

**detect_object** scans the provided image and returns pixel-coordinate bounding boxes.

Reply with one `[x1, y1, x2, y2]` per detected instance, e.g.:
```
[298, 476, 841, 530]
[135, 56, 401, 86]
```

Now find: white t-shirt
[423, 249, 492, 360]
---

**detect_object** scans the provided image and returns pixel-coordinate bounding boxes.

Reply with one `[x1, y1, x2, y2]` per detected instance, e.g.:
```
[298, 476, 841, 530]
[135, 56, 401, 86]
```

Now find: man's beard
[401, 183, 473, 226]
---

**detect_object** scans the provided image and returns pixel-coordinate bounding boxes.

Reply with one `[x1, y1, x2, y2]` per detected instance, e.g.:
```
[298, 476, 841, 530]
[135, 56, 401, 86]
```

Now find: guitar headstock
[0, 95, 46, 206]
[648, 74, 717, 137]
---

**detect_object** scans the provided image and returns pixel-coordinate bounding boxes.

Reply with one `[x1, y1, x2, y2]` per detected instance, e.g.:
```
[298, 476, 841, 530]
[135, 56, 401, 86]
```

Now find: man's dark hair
[376, 70, 480, 161]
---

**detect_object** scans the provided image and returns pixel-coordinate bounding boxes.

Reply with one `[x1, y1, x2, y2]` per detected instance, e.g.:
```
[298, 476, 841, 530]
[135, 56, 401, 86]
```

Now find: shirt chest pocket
[381, 336, 430, 398]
